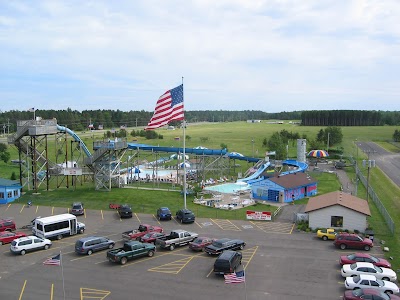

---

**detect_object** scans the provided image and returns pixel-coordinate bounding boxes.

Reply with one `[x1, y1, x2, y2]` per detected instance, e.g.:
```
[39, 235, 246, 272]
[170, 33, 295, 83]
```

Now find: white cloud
[0, 0, 399, 113]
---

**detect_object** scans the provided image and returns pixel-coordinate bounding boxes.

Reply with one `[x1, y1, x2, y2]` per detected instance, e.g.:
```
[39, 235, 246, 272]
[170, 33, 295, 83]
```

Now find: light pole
[327, 132, 330, 152]
[251, 138, 255, 157]
[363, 159, 376, 202]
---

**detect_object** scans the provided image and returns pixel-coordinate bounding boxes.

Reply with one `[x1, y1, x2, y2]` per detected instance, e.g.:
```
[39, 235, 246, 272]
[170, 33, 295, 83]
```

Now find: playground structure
[7, 119, 267, 191]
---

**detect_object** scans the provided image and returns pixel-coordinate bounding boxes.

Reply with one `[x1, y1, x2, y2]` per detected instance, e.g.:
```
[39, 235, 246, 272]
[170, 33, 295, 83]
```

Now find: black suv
[71, 202, 84, 216]
[156, 207, 172, 221]
[118, 204, 132, 218]
[176, 209, 195, 224]
[213, 250, 242, 275]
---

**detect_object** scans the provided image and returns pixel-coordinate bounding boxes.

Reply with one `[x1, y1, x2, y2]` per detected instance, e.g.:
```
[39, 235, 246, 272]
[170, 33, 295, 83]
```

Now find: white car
[345, 274, 400, 294]
[10, 236, 52, 255]
[342, 262, 397, 282]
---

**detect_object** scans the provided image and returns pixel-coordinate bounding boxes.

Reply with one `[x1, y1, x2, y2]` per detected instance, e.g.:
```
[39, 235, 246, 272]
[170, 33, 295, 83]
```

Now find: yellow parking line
[134, 213, 141, 223]
[206, 268, 214, 277]
[19, 205, 25, 213]
[84, 209, 86, 218]
[35, 205, 39, 214]
[289, 223, 295, 234]
[51, 207, 54, 215]
[18, 280, 27, 300]
[195, 221, 202, 228]
[101, 210, 104, 220]
[154, 215, 161, 225]
[243, 245, 258, 270]
[50, 283, 54, 300]
[5, 203, 11, 211]
[68, 208, 70, 213]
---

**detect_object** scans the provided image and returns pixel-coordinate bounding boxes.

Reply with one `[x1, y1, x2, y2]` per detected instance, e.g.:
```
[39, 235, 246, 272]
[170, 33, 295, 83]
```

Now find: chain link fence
[354, 164, 395, 235]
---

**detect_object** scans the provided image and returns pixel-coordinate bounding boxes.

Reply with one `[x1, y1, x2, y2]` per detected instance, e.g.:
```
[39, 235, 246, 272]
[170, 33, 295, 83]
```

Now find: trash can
[365, 229, 374, 242]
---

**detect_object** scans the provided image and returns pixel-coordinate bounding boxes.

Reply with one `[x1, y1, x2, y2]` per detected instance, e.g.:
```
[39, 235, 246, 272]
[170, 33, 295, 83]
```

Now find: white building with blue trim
[0, 178, 22, 204]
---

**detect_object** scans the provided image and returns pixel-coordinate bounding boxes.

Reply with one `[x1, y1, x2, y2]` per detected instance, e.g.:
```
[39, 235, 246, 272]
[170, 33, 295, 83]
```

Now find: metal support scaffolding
[92, 141, 128, 191]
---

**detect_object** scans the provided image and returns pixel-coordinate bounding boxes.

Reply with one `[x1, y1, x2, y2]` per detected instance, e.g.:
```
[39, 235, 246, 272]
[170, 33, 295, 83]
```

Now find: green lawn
[2, 121, 400, 272]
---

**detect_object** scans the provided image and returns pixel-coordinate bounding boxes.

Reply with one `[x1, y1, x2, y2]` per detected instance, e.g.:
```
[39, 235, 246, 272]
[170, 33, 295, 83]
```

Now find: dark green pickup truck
[107, 241, 156, 265]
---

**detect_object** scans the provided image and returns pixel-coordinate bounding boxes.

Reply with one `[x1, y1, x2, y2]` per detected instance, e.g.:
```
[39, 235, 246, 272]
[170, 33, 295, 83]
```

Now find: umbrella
[130, 167, 142, 174]
[307, 150, 329, 158]
[229, 152, 244, 157]
[170, 154, 189, 160]
[179, 162, 191, 168]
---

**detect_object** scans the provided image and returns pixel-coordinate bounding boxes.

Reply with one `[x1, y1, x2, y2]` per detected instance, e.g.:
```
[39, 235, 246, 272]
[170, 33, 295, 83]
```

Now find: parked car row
[317, 230, 374, 252]
[340, 253, 399, 298]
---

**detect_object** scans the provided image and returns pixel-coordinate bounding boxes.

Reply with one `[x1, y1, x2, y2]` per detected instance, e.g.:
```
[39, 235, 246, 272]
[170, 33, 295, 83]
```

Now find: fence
[354, 163, 395, 235]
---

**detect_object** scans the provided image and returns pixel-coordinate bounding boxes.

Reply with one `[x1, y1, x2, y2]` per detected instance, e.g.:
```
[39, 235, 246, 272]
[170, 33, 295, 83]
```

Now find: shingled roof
[0, 178, 21, 187]
[304, 191, 371, 216]
[268, 172, 317, 189]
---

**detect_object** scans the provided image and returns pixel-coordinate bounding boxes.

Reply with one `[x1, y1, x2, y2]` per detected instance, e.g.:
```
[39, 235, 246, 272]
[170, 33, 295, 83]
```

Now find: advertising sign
[63, 168, 82, 176]
[246, 210, 272, 221]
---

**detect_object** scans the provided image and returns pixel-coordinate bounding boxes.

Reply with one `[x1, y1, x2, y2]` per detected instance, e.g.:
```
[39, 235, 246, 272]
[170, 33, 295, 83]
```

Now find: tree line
[1, 109, 400, 133]
[0, 109, 301, 132]
[301, 110, 400, 126]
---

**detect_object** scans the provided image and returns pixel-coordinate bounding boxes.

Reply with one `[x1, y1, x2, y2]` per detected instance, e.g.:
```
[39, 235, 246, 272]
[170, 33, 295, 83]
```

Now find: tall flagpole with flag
[43, 251, 65, 300]
[182, 77, 187, 209]
[145, 81, 186, 208]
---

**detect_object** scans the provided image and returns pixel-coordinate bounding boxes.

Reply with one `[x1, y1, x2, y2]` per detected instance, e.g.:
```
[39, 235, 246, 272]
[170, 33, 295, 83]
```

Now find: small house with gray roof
[250, 172, 317, 203]
[0, 178, 22, 204]
[305, 191, 371, 233]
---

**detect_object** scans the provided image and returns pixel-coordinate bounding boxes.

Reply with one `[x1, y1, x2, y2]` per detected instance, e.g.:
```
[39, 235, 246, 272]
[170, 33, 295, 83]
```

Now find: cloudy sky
[1, 0, 399, 113]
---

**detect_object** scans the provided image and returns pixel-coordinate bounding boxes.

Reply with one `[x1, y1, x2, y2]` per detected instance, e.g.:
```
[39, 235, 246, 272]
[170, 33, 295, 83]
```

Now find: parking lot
[0, 203, 388, 300]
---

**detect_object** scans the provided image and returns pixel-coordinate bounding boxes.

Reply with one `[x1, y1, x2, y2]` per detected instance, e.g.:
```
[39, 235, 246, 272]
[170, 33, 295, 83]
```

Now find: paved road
[357, 141, 400, 187]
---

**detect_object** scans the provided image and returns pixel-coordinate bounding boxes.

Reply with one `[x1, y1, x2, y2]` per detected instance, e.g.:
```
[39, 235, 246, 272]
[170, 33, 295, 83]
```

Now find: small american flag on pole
[43, 253, 61, 266]
[145, 84, 184, 130]
[224, 270, 245, 284]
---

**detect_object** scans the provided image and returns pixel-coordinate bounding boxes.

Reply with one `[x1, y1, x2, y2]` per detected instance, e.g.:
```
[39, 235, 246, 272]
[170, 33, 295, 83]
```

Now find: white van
[33, 213, 85, 240]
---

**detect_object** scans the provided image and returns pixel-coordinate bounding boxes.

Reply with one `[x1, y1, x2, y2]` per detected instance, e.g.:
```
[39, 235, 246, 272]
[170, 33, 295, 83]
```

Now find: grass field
[1, 121, 400, 271]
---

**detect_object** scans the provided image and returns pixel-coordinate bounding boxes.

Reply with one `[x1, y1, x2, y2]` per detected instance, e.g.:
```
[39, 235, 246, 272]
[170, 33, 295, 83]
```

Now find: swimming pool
[204, 183, 251, 194]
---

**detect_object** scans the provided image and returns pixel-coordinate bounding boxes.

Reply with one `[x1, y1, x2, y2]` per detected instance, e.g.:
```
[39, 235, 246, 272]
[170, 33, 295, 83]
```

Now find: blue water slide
[226, 154, 260, 163]
[127, 143, 228, 156]
[237, 162, 271, 183]
[57, 125, 92, 157]
[281, 159, 308, 175]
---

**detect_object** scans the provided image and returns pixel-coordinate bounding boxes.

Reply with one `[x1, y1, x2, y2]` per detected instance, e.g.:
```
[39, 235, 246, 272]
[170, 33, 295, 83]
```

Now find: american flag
[145, 84, 184, 130]
[224, 270, 245, 284]
[43, 254, 61, 266]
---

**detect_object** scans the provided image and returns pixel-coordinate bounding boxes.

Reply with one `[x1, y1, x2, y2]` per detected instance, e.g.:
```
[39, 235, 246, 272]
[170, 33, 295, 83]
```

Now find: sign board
[246, 210, 272, 221]
[63, 168, 82, 176]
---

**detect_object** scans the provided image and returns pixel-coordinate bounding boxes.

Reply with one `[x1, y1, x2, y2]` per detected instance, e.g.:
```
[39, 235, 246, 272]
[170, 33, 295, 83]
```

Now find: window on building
[0, 192, 4, 199]
[7, 192, 12, 198]
[331, 216, 343, 227]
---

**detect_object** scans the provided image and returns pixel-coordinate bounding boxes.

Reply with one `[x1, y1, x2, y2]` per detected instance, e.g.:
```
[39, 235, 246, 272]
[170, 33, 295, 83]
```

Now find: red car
[334, 233, 373, 251]
[0, 231, 27, 245]
[189, 237, 215, 251]
[344, 288, 400, 300]
[122, 224, 163, 240]
[340, 253, 392, 269]
[139, 232, 166, 244]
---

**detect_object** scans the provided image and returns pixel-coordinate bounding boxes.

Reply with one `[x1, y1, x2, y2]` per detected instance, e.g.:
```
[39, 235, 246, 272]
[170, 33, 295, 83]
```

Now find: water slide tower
[297, 139, 307, 162]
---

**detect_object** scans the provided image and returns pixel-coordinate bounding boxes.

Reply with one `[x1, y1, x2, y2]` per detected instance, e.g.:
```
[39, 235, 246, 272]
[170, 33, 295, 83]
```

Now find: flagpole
[60, 250, 66, 300]
[182, 76, 187, 209]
